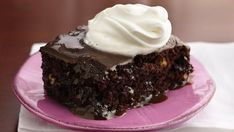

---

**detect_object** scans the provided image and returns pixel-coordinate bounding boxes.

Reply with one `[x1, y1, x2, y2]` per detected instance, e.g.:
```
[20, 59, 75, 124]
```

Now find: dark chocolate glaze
[40, 26, 187, 69]
[41, 26, 131, 68]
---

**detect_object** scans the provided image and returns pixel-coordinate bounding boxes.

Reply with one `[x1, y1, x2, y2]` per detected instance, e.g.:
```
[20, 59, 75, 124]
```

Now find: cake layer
[40, 27, 193, 119]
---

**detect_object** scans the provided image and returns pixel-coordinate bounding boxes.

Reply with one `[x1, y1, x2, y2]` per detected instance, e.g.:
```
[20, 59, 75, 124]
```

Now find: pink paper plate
[13, 52, 215, 132]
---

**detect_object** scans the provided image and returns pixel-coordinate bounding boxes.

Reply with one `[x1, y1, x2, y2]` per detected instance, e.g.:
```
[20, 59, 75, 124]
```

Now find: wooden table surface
[1, 0, 234, 131]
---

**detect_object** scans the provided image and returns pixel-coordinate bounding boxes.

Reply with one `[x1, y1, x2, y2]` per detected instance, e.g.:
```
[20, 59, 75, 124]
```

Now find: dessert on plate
[40, 4, 193, 120]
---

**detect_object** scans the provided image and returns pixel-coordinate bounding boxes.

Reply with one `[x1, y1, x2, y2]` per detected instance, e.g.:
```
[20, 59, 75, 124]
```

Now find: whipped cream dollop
[85, 4, 172, 57]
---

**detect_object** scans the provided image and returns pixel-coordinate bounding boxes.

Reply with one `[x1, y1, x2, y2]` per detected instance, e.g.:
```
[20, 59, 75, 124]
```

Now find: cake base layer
[40, 36, 193, 119]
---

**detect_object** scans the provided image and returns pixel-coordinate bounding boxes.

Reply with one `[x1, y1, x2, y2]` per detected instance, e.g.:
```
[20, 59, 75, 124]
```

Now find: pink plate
[13, 52, 215, 131]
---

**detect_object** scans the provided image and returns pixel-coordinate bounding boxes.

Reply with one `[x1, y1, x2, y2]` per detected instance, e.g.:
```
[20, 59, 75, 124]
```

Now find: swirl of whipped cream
[85, 4, 172, 57]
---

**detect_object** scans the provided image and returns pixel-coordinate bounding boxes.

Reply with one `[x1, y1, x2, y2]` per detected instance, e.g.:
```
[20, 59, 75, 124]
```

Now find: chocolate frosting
[40, 26, 186, 68]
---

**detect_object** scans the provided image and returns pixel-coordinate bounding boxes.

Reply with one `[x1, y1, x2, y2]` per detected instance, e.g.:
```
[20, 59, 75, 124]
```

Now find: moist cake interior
[40, 26, 193, 120]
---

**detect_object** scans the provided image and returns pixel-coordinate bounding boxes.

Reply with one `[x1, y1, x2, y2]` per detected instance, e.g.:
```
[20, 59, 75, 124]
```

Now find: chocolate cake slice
[40, 26, 193, 120]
